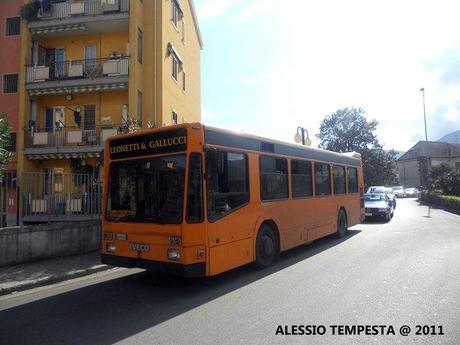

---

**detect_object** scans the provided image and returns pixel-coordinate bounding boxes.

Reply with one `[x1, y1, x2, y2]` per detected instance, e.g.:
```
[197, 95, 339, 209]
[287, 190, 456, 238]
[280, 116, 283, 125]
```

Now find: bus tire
[336, 209, 348, 238]
[255, 223, 277, 269]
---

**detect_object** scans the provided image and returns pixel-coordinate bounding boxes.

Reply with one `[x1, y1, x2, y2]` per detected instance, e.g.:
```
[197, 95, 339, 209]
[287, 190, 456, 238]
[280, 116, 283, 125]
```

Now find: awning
[167, 43, 183, 64]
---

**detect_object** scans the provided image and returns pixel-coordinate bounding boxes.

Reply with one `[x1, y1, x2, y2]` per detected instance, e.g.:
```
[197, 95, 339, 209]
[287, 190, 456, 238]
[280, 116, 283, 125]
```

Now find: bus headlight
[167, 249, 181, 261]
[106, 243, 116, 253]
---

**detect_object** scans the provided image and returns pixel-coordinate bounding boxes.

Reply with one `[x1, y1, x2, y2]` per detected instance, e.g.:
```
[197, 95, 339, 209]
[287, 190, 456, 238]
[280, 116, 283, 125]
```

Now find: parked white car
[404, 188, 420, 198]
[391, 186, 405, 198]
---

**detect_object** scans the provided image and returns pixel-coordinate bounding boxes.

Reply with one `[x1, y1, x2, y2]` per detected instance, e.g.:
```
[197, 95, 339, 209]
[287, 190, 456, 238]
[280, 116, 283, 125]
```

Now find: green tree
[428, 163, 460, 195]
[0, 113, 12, 171]
[317, 107, 399, 187]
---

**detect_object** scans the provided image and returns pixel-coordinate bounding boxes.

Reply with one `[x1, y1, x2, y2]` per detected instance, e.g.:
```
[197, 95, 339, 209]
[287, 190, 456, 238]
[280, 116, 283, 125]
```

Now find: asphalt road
[1, 199, 459, 345]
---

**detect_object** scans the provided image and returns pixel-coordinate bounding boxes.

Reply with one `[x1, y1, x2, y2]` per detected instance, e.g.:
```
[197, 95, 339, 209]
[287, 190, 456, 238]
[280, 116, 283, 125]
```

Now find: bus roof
[203, 125, 362, 167]
[106, 123, 362, 167]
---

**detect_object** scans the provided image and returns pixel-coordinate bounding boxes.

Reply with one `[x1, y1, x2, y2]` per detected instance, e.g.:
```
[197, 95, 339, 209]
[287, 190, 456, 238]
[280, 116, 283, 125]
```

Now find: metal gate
[0, 172, 102, 225]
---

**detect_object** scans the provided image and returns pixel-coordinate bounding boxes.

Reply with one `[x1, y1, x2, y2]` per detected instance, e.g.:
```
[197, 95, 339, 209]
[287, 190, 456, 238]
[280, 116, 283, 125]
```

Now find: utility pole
[420, 88, 428, 141]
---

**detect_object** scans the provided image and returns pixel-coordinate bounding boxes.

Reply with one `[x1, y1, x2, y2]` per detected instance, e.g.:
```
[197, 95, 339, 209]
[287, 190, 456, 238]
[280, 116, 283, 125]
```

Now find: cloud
[198, 0, 460, 151]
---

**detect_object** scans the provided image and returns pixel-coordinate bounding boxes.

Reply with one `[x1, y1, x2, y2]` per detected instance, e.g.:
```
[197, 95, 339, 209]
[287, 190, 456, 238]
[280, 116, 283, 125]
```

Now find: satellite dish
[294, 133, 302, 143]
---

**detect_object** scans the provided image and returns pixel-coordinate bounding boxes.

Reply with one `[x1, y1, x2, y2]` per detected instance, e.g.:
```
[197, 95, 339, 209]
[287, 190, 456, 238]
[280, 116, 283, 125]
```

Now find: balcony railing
[24, 125, 126, 150]
[26, 57, 129, 84]
[32, 0, 130, 21]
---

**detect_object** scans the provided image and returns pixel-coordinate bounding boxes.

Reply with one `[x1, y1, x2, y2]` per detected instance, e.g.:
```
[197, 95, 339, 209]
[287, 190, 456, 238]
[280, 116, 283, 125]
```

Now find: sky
[194, 0, 460, 151]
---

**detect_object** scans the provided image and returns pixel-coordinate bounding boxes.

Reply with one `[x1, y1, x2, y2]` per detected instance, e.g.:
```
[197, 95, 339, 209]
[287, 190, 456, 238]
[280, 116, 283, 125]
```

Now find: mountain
[438, 130, 460, 144]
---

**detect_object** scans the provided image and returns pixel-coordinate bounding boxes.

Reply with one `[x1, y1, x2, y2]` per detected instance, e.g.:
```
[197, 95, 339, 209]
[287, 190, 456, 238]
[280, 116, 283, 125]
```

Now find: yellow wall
[36, 31, 129, 61]
[33, 91, 128, 128]
[18, 0, 202, 175]
[128, 0, 144, 125]
[160, 0, 201, 126]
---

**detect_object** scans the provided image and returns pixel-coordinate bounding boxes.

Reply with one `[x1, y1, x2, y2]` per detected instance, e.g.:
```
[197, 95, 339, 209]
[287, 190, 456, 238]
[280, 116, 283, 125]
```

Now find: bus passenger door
[205, 149, 254, 275]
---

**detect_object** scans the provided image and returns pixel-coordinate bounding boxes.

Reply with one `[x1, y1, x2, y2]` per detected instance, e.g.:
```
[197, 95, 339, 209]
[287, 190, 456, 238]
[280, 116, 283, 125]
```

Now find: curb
[417, 199, 460, 216]
[0, 264, 115, 297]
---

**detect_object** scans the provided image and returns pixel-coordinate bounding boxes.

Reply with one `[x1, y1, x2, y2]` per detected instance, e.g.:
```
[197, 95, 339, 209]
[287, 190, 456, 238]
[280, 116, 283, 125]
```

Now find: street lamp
[420, 87, 428, 141]
[294, 126, 312, 146]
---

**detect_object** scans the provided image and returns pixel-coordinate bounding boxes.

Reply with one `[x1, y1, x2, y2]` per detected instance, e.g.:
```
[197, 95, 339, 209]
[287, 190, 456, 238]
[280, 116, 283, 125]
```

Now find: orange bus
[102, 123, 364, 276]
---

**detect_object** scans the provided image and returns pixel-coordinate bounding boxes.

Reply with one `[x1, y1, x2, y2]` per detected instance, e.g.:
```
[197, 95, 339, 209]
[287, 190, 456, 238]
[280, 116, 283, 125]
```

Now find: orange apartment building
[0, 0, 22, 225]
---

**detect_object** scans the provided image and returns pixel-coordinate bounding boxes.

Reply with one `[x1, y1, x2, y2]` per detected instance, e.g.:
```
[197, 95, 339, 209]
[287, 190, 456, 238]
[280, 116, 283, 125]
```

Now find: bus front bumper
[101, 254, 206, 277]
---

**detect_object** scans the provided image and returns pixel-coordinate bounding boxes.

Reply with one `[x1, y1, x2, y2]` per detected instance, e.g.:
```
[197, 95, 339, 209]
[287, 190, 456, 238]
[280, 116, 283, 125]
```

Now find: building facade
[397, 141, 460, 188]
[0, 0, 22, 172]
[17, 0, 202, 178]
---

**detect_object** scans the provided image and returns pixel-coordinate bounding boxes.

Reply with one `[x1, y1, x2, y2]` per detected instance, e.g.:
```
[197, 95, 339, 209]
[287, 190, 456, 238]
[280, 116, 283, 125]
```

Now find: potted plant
[20, 0, 41, 22]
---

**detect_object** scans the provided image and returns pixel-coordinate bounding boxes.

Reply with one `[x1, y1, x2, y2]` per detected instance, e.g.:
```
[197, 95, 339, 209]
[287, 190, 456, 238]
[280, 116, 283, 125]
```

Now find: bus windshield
[107, 155, 186, 224]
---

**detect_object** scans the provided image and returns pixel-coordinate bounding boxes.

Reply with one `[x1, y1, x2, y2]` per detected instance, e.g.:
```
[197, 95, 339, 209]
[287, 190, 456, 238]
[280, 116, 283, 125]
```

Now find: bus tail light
[106, 243, 116, 253]
[167, 249, 181, 261]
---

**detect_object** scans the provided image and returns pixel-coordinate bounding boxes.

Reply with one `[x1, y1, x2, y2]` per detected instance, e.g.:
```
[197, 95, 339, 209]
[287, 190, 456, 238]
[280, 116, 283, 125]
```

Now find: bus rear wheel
[255, 224, 277, 269]
[336, 209, 348, 238]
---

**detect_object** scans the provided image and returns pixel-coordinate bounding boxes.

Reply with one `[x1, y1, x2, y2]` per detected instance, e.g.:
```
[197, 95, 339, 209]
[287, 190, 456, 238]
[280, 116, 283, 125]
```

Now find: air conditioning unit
[70, 2, 85, 15]
[102, 0, 118, 12]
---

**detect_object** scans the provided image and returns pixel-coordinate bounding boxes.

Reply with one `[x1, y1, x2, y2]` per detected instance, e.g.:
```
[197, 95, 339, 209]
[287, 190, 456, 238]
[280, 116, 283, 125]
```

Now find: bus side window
[186, 153, 203, 223]
[206, 150, 249, 221]
[315, 162, 331, 196]
[260, 155, 289, 200]
[347, 167, 358, 193]
[333, 165, 346, 194]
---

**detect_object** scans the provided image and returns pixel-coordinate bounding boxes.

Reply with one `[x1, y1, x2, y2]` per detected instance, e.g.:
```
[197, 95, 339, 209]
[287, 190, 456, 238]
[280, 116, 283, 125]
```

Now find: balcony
[24, 125, 125, 160]
[27, 0, 130, 36]
[26, 57, 129, 96]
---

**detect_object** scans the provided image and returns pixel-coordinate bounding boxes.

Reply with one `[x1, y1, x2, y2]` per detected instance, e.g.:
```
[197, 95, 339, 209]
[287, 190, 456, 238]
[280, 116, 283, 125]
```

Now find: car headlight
[379, 208, 387, 212]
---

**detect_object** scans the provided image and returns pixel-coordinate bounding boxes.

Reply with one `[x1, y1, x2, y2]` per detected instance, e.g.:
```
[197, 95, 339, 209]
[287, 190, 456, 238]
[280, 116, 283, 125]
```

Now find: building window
[182, 19, 186, 43]
[291, 160, 312, 198]
[172, 0, 180, 27]
[315, 163, 331, 196]
[137, 91, 142, 123]
[182, 71, 186, 91]
[172, 54, 179, 81]
[333, 165, 346, 194]
[6, 17, 20, 36]
[8, 133, 17, 152]
[137, 27, 143, 64]
[172, 111, 178, 125]
[83, 105, 96, 130]
[260, 156, 288, 200]
[207, 150, 249, 221]
[3, 74, 18, 94]
[347, 167, 359, 193]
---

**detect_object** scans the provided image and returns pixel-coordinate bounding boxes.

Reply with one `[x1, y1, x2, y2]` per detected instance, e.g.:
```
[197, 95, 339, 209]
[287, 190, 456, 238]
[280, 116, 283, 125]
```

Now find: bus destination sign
[109, 128, 187, 159]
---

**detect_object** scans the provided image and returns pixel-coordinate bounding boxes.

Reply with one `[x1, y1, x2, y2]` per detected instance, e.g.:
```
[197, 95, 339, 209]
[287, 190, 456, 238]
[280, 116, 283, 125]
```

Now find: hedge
[420, 191, 460, 213]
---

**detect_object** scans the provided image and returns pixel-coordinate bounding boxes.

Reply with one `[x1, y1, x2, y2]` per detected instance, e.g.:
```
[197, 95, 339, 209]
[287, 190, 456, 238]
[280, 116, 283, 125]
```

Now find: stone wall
[0, 221, 101, 266]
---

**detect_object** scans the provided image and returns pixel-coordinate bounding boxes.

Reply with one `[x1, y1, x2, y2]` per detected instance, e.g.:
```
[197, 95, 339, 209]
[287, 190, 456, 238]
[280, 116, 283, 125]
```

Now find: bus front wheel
[336, 209, 348, 238]
[255, 224, 278, 269]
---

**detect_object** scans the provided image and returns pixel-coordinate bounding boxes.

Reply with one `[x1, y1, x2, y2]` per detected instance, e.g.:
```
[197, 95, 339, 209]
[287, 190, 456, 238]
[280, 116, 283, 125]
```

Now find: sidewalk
[0, 252, 116, 296]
